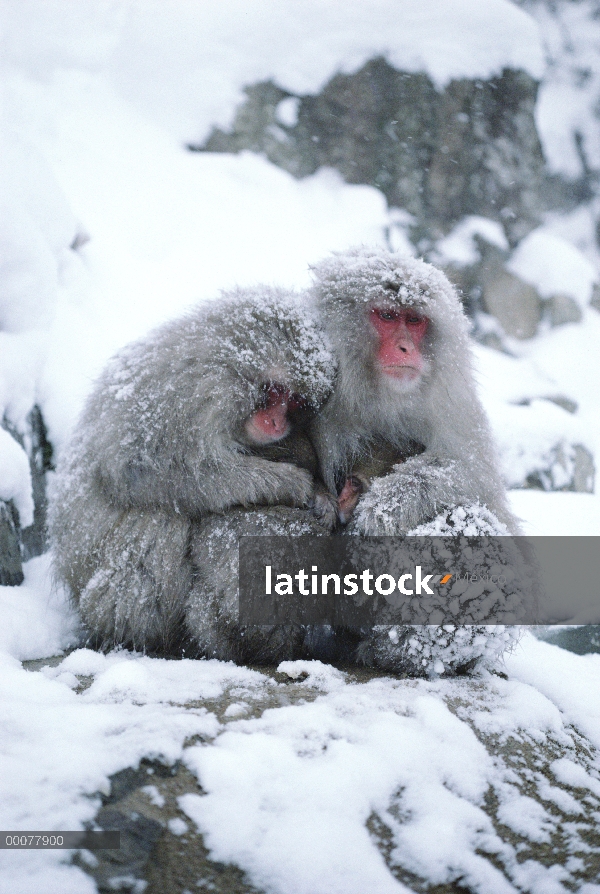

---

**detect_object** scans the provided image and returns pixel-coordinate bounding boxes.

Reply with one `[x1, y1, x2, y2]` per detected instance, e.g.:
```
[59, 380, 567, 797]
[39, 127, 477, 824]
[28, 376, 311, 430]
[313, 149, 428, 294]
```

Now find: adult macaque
[310, 246, 520, 535]
[308, 246, 525, 677]
[49, 287, 336, 653]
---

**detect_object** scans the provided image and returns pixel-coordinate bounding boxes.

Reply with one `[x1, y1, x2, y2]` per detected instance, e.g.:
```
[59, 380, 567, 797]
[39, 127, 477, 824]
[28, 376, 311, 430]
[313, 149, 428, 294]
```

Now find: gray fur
[185, 506, 327, 663]
[309, 246, 520, 534]
[49, 287, 336, 653]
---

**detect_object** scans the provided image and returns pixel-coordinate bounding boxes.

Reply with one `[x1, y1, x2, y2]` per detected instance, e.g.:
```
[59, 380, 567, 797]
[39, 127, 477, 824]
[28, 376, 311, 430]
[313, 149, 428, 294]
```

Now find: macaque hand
[309, 486, 339, 532]
[349, 463, 452, 536]
[337, 475, 365, 525]
[347, 472, 411, 536]
[268, 463, 315, 508]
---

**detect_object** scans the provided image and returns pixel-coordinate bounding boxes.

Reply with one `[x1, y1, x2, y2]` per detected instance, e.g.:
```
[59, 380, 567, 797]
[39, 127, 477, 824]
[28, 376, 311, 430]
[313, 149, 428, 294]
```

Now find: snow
[473, 312, 600, 512]
[529, 0, 600, 178]
[508, 229, 598, 308]
[509, 490, 600, 537]
[0, 555, 78, 661]
[176, 635, 600, 894]
[436, 216, 510, 267]
[0, 3, 599, 892]
[0, 428, 34, 528]
[3, 71, 388, 453]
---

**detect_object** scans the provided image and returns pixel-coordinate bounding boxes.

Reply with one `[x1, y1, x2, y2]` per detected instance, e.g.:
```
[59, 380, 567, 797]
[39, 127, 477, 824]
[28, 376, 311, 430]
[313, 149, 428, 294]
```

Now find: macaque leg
[79, 510, 192, 654]
[186, 505, 349, 663]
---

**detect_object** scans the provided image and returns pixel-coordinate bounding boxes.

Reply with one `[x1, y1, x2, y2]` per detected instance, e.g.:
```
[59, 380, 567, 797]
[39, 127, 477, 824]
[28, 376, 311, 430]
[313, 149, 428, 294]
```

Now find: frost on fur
[350, 502, 532, 676]
[358, 623, 523, 678]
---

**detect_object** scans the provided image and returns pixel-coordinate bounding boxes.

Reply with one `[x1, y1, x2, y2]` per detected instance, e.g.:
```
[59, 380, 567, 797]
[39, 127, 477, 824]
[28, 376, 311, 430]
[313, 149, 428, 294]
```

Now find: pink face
[369, 307, 429, 382]
[244, 384, 307, 445]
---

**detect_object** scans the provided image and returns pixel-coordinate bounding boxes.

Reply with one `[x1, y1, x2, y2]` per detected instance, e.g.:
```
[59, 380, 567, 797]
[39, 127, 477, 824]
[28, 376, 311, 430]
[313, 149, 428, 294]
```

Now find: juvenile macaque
[49, 287, 336, 653]
[309, 246, 520, 535]
[337, 439, 424, 524]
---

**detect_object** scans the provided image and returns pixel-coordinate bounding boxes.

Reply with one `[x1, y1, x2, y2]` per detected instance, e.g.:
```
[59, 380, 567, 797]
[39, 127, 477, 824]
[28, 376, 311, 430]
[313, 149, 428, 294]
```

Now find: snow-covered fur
[310, 246, 520, 534]
[186, 506, 329, 663]
[357, 623, 522, 677]
[352, 504, 532, 676]
[309, 247, 524, 676]
[49, 287, 336, 653]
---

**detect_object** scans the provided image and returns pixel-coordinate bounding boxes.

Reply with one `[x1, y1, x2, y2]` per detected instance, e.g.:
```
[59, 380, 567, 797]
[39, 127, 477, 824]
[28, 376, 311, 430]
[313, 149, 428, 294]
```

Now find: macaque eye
[373, 309, 399, 322]
[406, 313, 425, 325]
[260, 383, 287, 408]
[287, 392, 308, 413]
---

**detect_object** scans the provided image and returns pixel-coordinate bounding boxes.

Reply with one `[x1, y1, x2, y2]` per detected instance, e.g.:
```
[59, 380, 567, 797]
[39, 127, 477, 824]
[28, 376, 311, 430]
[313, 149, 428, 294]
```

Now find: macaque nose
[395, 323, 414, 352]
[268, 405, 288, 434]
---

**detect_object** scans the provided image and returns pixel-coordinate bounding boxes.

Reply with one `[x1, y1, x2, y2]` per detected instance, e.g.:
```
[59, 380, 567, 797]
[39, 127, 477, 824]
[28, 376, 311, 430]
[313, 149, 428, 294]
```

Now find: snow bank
[0, 429, 34, 528]
[0, 555, 79, 660]
[508, 229, 598, 308]
[530, 1, 600, 178]
[1, 0, 544, 144]
[474, 341, 595, 493]
[436, 216, 509, 267]
[0, 69, 389, 451]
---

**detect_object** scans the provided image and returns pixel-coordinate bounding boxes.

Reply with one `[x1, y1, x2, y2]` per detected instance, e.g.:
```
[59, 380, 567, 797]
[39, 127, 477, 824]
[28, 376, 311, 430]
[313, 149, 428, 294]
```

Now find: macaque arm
[349, 454, 471, 536]
[98, 451, 315, 517]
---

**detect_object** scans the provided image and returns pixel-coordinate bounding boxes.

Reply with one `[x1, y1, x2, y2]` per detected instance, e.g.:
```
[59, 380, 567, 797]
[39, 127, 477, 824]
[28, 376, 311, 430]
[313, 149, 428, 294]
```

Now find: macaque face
[244, 383, 308, 445]
[369, 307, 429, 383]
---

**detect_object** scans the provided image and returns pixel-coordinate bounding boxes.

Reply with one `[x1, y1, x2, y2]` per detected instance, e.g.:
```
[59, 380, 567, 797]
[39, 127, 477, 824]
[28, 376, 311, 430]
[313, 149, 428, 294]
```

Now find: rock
[481, 268, 542, 338]
[535, 625, 600, 654]
[547, 292, 582, 326]
[71, 760, 264, 894]
[0, 405, 54, 584]
[526, 441, 595, 493]
[0, 500, 23, 586]
[20, 405, 54, 560]
[544, 394, 578, 414]
[192, 60, 547, 248]
[28, 659, 596, 893]
[571, 444, 596, 492]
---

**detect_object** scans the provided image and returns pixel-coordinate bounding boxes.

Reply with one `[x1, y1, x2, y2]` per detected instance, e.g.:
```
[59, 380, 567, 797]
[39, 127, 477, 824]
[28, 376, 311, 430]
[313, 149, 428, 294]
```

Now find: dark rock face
[0, 405, 54, 585]
[21, 405, 54, 561]
[195, 59, 547, 246]
[0, 500, 23, 586]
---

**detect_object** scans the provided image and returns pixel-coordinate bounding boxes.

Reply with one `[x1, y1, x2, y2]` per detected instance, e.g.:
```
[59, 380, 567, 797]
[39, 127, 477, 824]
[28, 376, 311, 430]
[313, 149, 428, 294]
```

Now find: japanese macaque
[308, 246, 525, 677]
[49, 287, 337, 653]
[309, 245, 520, 535]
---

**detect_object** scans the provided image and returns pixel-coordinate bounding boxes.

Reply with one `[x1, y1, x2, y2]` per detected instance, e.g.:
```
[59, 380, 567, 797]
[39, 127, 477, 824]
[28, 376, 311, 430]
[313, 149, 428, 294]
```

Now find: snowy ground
[1, 2, 600, 892]
[2, 568, 600, 894]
